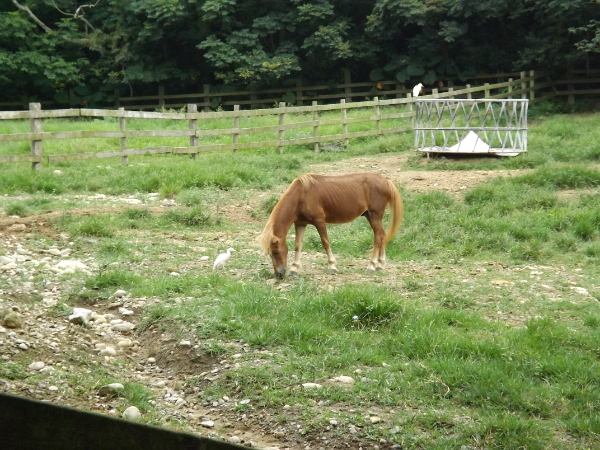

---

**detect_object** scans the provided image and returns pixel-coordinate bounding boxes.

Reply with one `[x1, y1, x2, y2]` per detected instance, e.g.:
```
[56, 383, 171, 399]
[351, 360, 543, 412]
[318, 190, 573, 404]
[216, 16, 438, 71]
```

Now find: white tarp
[448, 131, 490, 152]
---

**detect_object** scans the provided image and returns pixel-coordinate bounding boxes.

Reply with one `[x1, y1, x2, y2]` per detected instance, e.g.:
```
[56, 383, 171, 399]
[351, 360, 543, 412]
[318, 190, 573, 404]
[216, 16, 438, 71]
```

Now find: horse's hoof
[366, 268, 375, 274]
[375, 267, 383, 272]
[289, 270, 298, 277]
[327, 269, 337, 275]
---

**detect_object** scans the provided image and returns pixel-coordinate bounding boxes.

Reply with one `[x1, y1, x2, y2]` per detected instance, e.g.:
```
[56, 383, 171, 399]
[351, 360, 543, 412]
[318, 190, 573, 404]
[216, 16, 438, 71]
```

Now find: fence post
[520, 71, 527, 99]
[29, 102, 42, 170]
[119, 107, 128, 165]
[277, 102, 285, 154]
[432, 88, 439, 99]
[508, 78, 513, 99]
[568, 83, 575, 105]
[232, 104, 240, 154]
[466, 84, 472, 99]
[188, 103, 199, 159]
[158, 85, 165, 109]
[251, 92, 258, 110]
[529, 69, 535, 102]
[395, 82, 403, 99]
[373, 97, 382, 135]
[312, 101, 319, 153]
[340, 99, 348, 147]
[202, 85, 211, 112]
[448, 87, 455, 99]
[407, 93, 414, 127]
[296, 77, 304, 106]
[344, 69, 352, 103]
[484, 83, 490, 98]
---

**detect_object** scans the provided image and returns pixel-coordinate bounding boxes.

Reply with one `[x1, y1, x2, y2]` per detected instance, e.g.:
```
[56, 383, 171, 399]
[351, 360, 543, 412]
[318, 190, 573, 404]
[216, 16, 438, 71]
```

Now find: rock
[200, 256, 209, 261]
[122, 406, 141, 420]
[273, 431, 285, 438]
[69, 308, 93, 326]
[47, 249, 62, 256]
[8, 224, 26, 232]
[302, 383, 322, 389]
[178, 340, 192, 347]
[98, 383, 125, 397]
[118, 307, 134, 316]
[147, 357, 156, 364]
[329, 375, 355, 386]
[228, 436, 242, 444]
[117, 339, 133, 348]
[200, 420, 215, 428]
[0, 256, 15, 264]
[99, 347, 117, 356]
[55, 260, 89, 271]
[370, 416, 382, 424]
[3, 311, 22, 329]
[113, 289, 127, 298]
[48, 386, 59, 392]
[28, 361, 45, 371]
[111, 322, 135, 333]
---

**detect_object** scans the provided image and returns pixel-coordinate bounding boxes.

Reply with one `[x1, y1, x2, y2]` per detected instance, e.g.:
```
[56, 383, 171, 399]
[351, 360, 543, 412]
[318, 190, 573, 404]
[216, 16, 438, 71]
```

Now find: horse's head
[268, 236, 288, 277]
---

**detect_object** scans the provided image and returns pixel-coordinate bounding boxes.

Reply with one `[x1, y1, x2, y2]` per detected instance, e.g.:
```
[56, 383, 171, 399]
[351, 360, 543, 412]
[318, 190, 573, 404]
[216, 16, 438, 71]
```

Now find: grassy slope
[1, 107, 600, 449]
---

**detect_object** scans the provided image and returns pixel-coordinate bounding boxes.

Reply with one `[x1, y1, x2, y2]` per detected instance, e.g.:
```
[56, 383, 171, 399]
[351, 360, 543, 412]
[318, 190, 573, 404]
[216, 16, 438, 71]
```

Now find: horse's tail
[385, 179, 404, 244]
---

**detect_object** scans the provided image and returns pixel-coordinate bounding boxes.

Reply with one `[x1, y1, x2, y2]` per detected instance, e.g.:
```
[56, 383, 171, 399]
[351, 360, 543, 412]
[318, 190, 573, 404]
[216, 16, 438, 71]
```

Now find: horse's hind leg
[289, 224, 306, 276]
[365, 212, 386, 273]
[314, 221, 337, 274]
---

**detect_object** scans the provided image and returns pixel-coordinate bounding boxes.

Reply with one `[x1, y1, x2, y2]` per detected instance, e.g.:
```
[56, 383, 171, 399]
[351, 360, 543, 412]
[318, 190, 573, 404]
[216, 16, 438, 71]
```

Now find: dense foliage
[1, 0, 600, 105]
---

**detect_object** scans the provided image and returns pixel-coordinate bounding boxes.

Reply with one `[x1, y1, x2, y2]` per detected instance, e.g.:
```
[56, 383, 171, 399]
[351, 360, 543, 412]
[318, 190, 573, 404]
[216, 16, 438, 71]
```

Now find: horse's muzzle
[276, 266, 286, 278]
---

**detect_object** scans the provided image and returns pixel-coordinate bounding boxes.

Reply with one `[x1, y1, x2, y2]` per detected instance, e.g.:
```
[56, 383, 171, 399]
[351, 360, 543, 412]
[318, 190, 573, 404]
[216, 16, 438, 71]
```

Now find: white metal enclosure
[414, 98, 528, 157]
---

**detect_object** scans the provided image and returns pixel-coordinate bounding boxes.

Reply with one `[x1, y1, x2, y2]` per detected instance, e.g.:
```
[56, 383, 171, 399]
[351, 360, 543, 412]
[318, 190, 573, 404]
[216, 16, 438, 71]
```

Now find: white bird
[412, 83, 424, 98]
[213, 247, 237, 271]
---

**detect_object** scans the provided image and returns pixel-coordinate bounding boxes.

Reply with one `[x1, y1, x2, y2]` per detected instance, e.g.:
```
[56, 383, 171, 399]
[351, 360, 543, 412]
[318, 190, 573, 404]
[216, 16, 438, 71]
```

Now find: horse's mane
[258, 174, 314, 254]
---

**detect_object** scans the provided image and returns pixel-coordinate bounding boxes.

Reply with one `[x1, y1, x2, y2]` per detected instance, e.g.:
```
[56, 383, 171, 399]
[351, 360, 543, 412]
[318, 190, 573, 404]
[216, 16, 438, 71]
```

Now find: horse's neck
[272, 198, 297, 238]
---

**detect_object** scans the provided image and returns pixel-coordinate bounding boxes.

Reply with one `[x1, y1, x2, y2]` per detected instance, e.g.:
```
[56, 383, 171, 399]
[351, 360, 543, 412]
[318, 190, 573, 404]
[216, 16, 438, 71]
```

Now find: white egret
[213, 247, 237, 271]
[412, 83, 423, 98]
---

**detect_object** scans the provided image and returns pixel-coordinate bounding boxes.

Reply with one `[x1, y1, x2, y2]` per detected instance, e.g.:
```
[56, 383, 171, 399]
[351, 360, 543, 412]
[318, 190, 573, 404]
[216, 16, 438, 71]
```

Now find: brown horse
[259, 172, 404, 277]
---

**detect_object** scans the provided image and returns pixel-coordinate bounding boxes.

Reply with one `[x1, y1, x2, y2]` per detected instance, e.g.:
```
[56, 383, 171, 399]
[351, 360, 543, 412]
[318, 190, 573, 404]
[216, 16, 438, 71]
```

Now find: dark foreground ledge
[0, 393, 245, 450]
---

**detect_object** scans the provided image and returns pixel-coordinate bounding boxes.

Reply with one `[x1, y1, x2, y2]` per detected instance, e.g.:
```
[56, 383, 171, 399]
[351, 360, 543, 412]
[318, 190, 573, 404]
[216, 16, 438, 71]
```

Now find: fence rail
[0, 72, 584, 170]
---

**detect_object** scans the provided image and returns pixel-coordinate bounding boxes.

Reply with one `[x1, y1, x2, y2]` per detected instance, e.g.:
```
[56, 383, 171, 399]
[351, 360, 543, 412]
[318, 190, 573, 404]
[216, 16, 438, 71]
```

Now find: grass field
[1, 105, 600, 449]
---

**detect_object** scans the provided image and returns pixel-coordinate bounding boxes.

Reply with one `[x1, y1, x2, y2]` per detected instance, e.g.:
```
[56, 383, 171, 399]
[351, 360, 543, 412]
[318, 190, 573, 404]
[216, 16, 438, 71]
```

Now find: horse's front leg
[314, 221, 337, 274]
[289, 224, 306, 276]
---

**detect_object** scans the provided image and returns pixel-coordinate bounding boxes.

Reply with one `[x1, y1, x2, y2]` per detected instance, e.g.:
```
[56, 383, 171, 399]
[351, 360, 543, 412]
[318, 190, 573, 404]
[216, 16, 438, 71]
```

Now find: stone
[99, 347, 117, 356]
[302, 383, 322, 389]
[200, 420, 215, 428]
[113, 289, 127, 298]
[98, 383, 125, 397]
[69, 308, 93, 326]
[178, 340, 192, 347]
[55, 260, 89, 271]
[3, 311, 22, 329]
[370, 416, 382, 424]
[28, 361, 45, 371]
[122, 406, 141, 420]
[111, 322, 135, 333]
[329, 375, 355, 386]
[117, 339, 133, 348]
[228, 436, 242, 444]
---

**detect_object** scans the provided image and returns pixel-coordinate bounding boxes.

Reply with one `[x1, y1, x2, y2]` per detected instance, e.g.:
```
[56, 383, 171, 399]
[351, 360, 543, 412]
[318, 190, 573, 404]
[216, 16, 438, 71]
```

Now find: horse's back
[296, 172, 394, 223]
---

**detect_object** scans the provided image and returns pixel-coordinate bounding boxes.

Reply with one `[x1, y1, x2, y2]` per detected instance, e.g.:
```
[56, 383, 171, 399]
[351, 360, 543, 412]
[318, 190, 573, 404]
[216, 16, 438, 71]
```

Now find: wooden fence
[0, 73, 544, 170]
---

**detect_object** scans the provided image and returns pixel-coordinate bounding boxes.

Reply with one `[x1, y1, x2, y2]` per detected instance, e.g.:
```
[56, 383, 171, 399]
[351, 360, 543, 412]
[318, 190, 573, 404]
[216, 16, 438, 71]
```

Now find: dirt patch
[307, 154, 533, 196]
